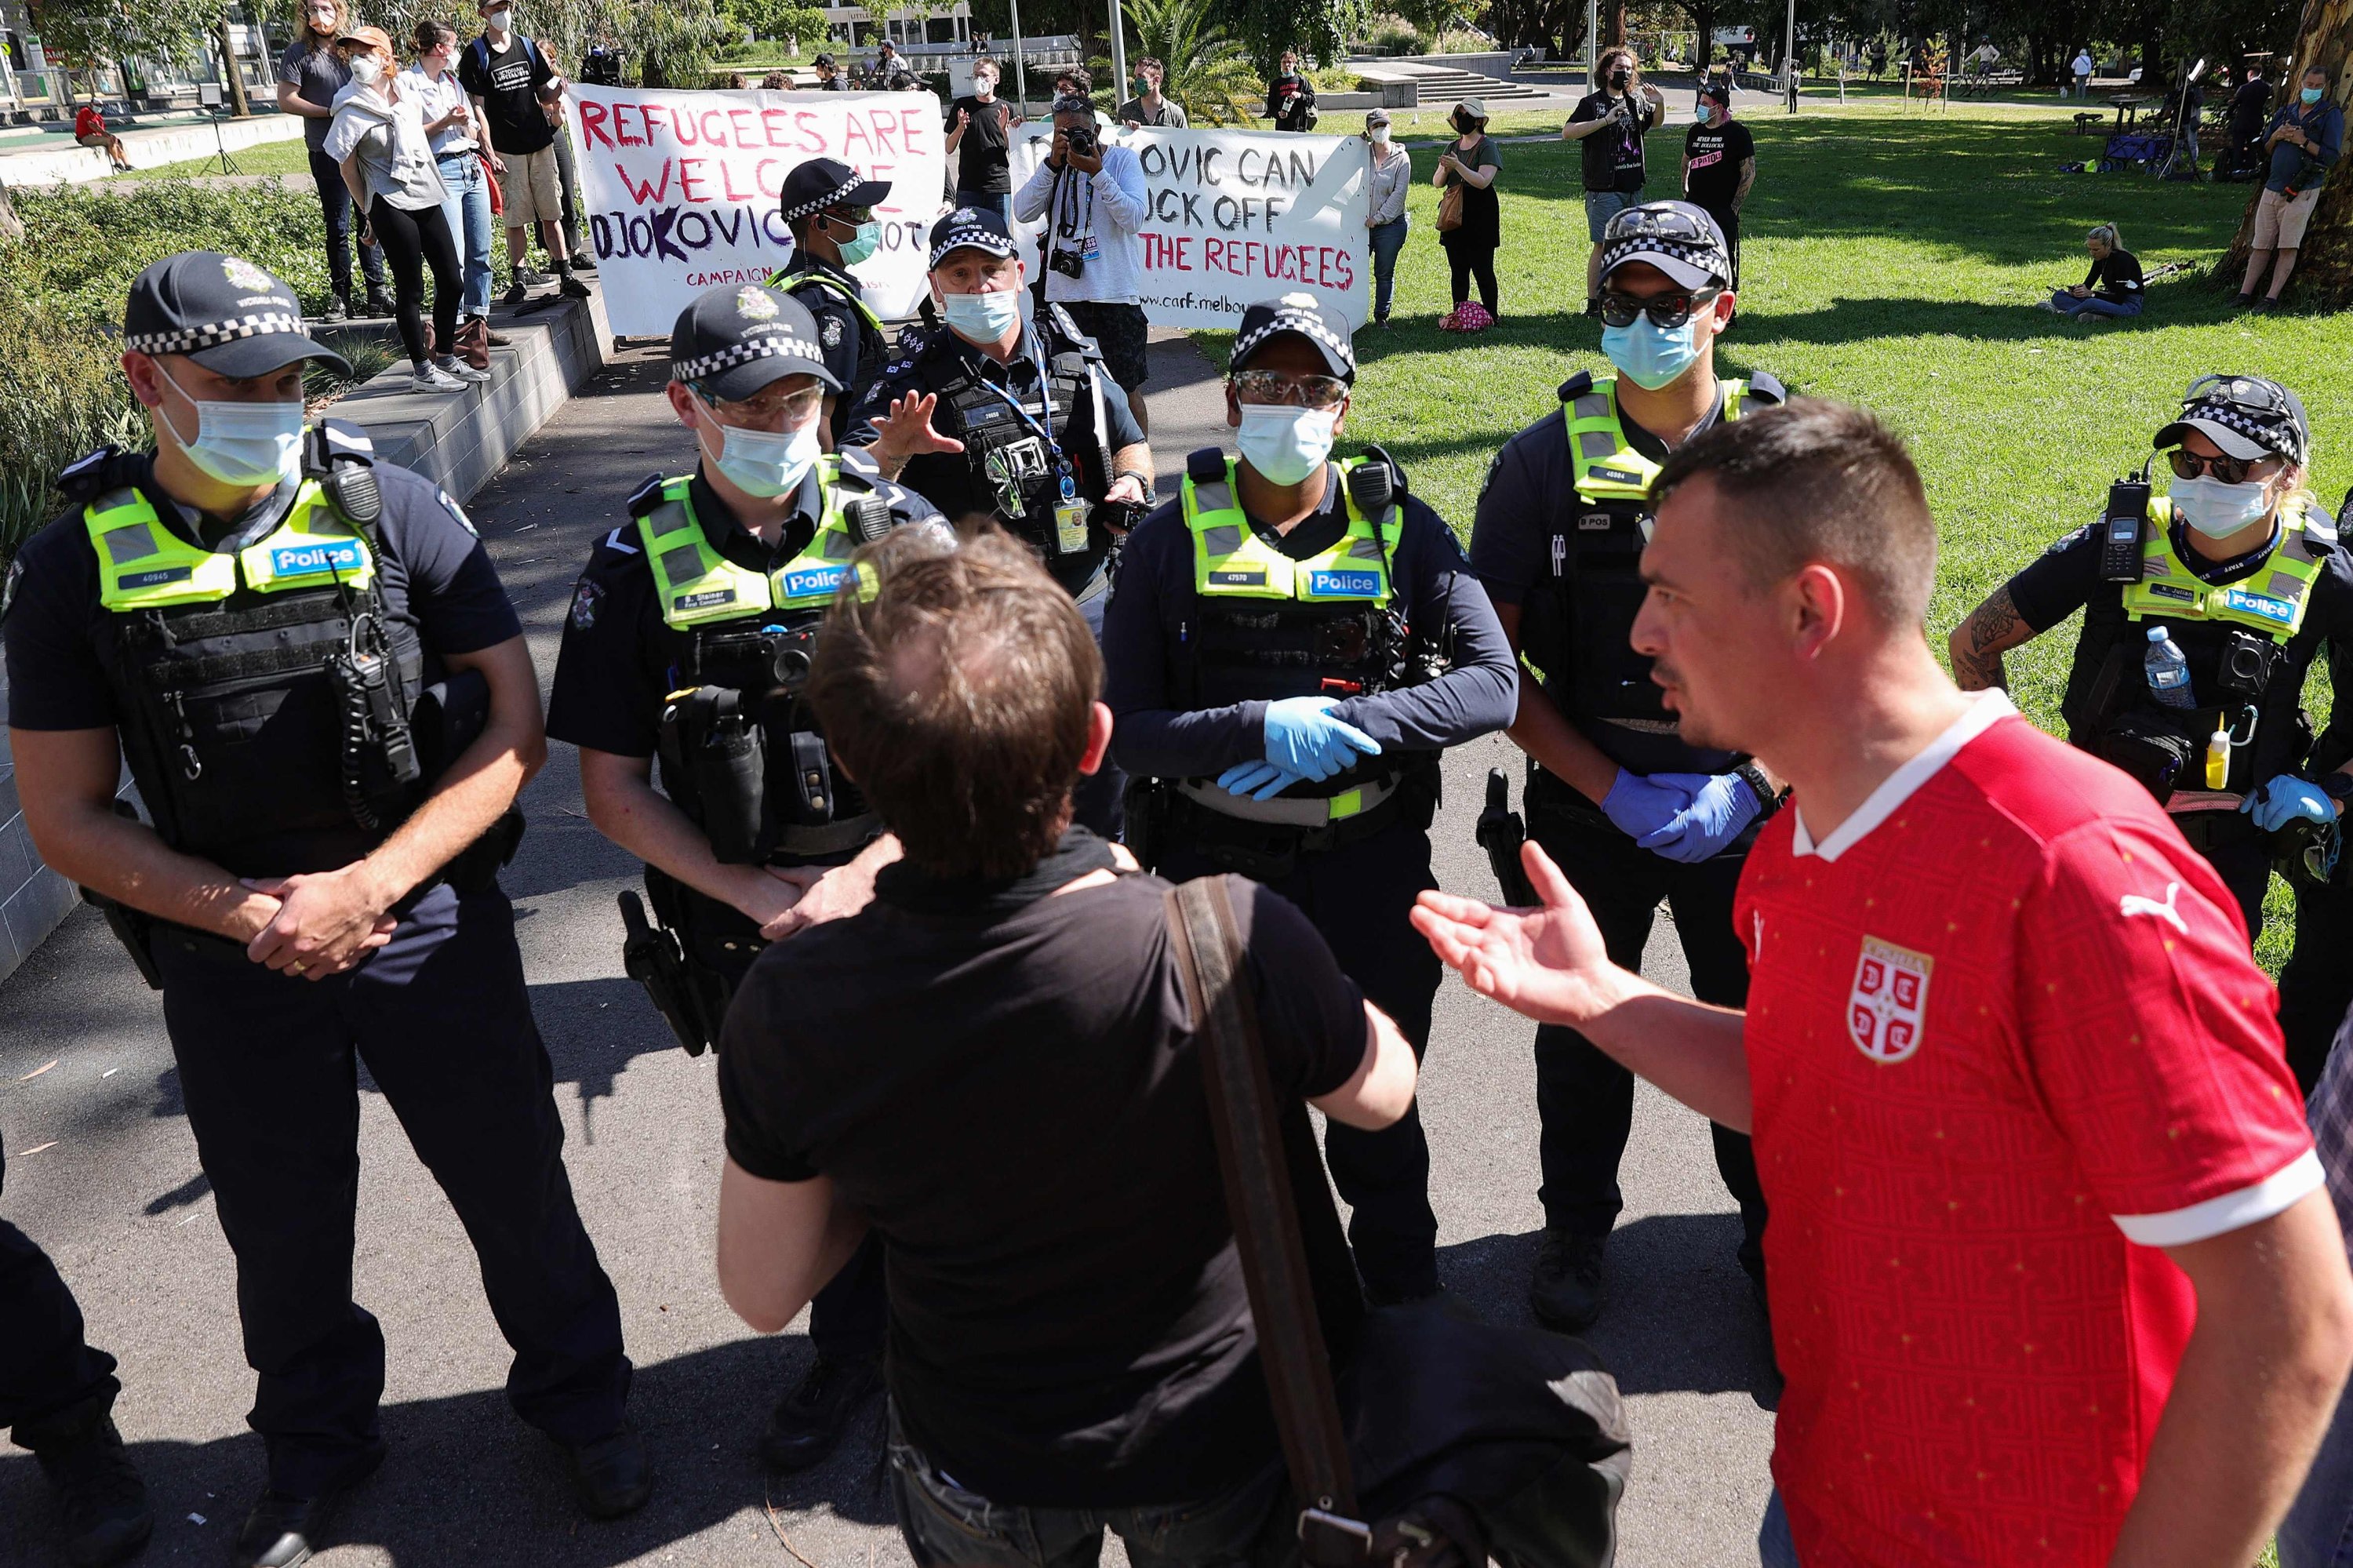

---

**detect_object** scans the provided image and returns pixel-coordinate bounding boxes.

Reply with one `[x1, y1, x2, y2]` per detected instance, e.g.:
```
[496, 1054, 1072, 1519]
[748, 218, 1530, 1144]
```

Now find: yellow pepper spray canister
[2206, 722, 2231, 790]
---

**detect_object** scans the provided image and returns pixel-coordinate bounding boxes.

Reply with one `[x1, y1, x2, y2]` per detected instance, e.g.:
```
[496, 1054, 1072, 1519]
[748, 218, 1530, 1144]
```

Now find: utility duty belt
[1130, 762, 1438, 884]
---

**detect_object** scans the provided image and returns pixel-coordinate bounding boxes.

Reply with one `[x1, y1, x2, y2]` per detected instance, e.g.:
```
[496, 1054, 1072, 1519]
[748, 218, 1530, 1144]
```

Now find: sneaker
[568, 250, 597, 271]
[515, 267, 555, 288]
[559, 275, 593, 300]
[411, 362, 467, 393]
[500, 279, 533, 307]
[760, 1353, 882, 1473]
[1529, 1228, 1607, 1334]
[33, 1417, 152, 1567]
[435, 355, 490, 384]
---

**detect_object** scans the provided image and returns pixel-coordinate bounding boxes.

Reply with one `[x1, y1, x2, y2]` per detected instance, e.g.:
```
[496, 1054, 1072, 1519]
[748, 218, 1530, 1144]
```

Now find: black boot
[361, 286, 396, 318]
[28, 1415, 152, 1567]
[1529, 1228, 1607, 1334]
[230, 1450, 379, 1568]
[760, 1353, 881, 1473]
[557, 261, 591, 300]
[562, 1424, 654, 1519]
[318, 294, 350, 324]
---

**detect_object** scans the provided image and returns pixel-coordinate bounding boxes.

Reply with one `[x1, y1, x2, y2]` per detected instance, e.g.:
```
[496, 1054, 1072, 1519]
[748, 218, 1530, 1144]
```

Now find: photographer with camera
[713, 525, 1421, 1566]
[1103, 295, 1516, 1305]
[547, 280, 944, 1471]
[1013, 95, 1157, 438]
[1950, 373, 2353, 1087]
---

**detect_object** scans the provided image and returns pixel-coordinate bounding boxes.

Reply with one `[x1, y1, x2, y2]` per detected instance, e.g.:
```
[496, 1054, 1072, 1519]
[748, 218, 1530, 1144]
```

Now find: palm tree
[1120, 0, 1261, 126]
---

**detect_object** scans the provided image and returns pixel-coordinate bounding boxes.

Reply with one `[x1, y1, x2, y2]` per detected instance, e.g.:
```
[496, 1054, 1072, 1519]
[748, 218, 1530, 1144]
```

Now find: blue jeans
[888, 1409, 1288, 1568]
[1585, 187, 1638, 242]
[307, 143, 385, 303]
[1368, 216, 1409, 320]
[2050, 289, 2143, 318]
[2282, 1378, 2353, 1567]
[437, 152, 495, 318]
[955, 189, 1010, 221]
[1758, 1489, 1801, 1567]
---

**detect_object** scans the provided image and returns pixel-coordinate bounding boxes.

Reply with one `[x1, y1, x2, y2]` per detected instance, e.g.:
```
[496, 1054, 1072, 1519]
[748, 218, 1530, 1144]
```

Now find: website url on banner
[1143, 291, 1256, 314]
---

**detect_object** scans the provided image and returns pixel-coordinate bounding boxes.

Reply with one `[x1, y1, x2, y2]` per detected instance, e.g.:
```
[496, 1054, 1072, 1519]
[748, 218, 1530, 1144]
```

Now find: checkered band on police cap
[928, 206, 1019, 267]
[780, 168, 870, 225]
[124, 311, 310, 358]
[1231, 293, 1355, 380]
[1598, 230, 1729, 289]
[674, 329, 827, 384]
[2179, 377, 2310, 465]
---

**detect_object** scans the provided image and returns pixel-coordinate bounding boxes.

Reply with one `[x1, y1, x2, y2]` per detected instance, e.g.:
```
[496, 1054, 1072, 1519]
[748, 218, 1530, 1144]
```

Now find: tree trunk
[1607, 0, 1627, 47]
[215, 19, 251, 118]
[0, 181, 23, 245]
[1689, 0, 1715, 72]
[2222, 0, 2352, 306]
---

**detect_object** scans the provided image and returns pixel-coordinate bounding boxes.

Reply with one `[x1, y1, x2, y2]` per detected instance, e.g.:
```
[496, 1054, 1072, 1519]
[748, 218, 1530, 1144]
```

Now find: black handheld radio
[2097, 461, 2152, 584]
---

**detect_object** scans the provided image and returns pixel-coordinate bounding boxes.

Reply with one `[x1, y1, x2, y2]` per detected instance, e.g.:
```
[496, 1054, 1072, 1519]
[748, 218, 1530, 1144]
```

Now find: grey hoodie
[325, 81, 447, 211]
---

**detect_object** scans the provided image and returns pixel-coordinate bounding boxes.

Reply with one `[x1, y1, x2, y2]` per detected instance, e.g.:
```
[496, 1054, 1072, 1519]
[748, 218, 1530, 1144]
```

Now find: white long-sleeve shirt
[1014, 142, 1148, 305]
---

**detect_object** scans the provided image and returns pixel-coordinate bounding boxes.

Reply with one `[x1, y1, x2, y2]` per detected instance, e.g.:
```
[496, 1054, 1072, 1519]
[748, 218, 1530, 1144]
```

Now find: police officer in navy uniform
[548, 281, 943, 1471]
[1950, 375, 2353, 1089]
[1, 253, 649, 1566]
[768, 158, 894, 449]
[2, 1131, 152, 1565]
[845, 205, 1152, 835]
[1104, 295, 1518, 1304]
[1470, 202, 1780, 1333]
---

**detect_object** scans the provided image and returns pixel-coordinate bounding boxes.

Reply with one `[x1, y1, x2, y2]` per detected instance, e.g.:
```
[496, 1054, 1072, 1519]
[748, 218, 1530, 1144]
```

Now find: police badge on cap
[123, 250, 351, 378]
[670, 280, 840, 402]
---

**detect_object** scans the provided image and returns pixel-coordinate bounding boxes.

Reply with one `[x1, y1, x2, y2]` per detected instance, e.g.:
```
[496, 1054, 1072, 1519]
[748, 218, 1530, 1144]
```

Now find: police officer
[1950, 374, 2353, 1088]
[1469, 202, 1780, 1333]
[845, 205, 1152, 835]
[768, 158, 893, 449]
[1, 253, 648, 1566]
[3, 1131, 152, 1565]
[547, 281, 943, 1471]
[1104, 294, 1518, 1304]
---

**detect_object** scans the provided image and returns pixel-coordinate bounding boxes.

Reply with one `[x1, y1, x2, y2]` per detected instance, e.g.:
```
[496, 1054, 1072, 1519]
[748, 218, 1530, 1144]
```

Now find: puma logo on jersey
[2118, 882, 2187, 935]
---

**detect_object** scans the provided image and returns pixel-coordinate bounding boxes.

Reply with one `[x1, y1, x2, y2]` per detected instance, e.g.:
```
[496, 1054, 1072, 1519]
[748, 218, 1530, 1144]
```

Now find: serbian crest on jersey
[1849, 935, 1932, 1064]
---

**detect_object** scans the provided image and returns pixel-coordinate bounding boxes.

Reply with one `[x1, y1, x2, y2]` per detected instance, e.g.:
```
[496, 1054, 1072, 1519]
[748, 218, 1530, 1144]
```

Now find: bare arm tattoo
[1948, 585, 2031, 692]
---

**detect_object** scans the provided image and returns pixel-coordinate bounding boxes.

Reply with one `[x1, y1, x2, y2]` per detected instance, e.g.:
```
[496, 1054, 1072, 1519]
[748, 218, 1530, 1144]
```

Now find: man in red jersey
[1413, 398, 2353, 1568]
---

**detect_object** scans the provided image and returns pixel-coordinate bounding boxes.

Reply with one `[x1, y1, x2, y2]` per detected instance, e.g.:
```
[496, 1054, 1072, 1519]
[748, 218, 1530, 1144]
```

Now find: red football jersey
[1735, 693, 2318, 1567]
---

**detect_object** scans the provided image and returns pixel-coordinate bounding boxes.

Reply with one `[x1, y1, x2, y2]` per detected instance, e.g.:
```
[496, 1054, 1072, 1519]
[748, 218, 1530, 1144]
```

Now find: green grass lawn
[127, 136, 312, 182]
[1247, 101, 2351, 968]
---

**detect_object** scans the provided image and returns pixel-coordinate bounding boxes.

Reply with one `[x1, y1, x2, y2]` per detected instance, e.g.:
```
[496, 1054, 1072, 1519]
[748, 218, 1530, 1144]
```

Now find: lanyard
[972, 326, 1064, 461]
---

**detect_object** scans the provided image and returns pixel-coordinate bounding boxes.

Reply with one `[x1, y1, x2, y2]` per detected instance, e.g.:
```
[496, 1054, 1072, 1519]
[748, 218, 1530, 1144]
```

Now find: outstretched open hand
[1410, 840, 1622, 1028]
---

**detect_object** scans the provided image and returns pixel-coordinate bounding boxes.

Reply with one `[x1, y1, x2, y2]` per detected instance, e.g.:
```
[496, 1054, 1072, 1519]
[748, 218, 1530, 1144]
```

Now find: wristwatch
[1733, 759, 1782, 817]
[1111, 469, 1155, 503]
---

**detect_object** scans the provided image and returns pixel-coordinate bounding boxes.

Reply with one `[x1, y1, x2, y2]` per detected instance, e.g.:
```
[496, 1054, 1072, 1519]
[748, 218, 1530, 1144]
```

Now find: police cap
[779, 157, 891, 225]
[1598, 200, 1733, 292]
[669, 281, 840, 402]
[1231, 293, 1355, 383]
[124, 251, 351, 379]
[2156, 374, 2311, 467]
[928, 205, 1021, 268]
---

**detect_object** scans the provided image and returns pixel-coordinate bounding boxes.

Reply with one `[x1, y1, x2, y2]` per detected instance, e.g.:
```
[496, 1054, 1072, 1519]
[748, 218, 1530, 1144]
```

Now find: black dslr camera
[1049, 246, 1088, 279]
[1064, 124, 1097, 158]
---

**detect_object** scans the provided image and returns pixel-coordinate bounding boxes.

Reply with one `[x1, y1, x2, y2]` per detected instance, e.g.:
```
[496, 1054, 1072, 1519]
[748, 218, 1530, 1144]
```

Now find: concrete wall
[2, 111, 304, 188]
[0, 288, 614, 985]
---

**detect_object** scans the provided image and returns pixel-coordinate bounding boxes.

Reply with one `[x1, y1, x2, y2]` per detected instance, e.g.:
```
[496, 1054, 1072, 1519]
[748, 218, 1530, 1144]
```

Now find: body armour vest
[937, 329, 1102, 555]
[769, 267, 888, 393]
[631, 460, 887, 863]
[1539, 371, 1777, 731]
[83, 470, 424, 876]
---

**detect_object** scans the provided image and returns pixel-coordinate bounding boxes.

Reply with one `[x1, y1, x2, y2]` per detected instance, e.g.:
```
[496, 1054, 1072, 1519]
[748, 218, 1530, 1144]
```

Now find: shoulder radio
[2099, 464, 2151, 584]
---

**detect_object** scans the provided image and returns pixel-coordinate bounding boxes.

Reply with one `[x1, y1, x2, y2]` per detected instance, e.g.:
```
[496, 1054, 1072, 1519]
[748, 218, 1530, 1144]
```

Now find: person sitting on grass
[2044, 222, 2144, 319]
[74, 102, 133, 173]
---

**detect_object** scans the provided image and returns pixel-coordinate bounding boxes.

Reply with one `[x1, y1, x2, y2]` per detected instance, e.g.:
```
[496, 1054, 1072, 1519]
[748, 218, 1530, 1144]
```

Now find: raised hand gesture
[1410, 841, 1625, 1028]
[868, 391, 966, 475]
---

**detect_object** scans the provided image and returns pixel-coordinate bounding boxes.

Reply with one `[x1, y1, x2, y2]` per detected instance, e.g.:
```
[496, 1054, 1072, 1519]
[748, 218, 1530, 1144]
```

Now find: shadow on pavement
[0, 1336, 896, 1568]
[1439, 1217, 1780, 1406]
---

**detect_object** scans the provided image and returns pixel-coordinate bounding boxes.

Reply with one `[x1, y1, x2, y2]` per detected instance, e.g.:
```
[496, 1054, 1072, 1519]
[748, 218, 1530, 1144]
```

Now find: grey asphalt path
[0, 328, 1773, 1567]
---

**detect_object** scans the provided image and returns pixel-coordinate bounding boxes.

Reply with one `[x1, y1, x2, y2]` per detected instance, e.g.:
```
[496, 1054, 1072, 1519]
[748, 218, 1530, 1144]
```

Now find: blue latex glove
[1598, 768, 1704, 841]
[1262, 696, 1382, 782]
[2242, 774, 2335, 832]
[1632, 772, 1763, 864]
[1218, 760, 1307, 801]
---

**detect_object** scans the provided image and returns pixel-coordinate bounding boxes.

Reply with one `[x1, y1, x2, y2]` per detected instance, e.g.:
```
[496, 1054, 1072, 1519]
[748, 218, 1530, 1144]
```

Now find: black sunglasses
[2167, 448, 2271, 485]
[1599, 289, 1721, 329]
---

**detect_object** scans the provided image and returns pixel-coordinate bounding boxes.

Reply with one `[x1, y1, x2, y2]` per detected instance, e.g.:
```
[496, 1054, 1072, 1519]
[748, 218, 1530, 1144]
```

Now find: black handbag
[1165, 876, 1634, 1568]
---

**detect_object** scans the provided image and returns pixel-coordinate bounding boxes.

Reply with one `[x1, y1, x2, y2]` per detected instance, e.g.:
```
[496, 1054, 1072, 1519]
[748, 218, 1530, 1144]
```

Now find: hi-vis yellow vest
[84, 480, 374, 610]
[636, 459, 863, 629]
[1182, 454, 1400, 604]
[1562, 373, 1763, 502]
[2122, 495, 2326, 643]
[765, 267, 886, 340]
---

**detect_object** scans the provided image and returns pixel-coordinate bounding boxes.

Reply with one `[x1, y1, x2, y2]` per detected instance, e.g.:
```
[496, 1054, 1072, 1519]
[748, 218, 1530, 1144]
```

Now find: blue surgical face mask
[2169, 472, 2278, 539]
[1600, 314, 1703, 391]
[836, 220, 882, 267]
[1236, 404, 1339, 486]
[699, 400, 820, 498]
[2303, 86, 2326, 104]
[941, 286, 1023, 342]
[155, 363, 304, 487]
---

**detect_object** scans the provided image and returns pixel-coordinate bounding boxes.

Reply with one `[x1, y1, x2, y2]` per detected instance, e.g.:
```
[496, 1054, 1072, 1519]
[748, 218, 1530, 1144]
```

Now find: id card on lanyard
[978, 332, 1090, 555]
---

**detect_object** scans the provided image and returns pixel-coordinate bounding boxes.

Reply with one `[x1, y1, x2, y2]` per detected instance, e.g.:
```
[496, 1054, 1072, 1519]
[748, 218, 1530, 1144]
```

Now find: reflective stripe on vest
[2122, 496, 2325, 643]
[85, 479, 374, 612]
[1562, 374, 1756, 501]
[636, 460, 864, 629]
[1182, 455, 1400, 605]
[767, 268, 886, 341]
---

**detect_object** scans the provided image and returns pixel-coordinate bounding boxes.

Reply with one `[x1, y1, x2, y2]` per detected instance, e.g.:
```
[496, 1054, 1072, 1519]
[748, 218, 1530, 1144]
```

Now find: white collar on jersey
[1790, 689, 2018, 862]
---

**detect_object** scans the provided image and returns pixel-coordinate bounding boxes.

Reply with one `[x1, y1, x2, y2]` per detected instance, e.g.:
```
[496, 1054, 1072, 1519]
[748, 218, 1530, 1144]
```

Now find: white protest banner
[566, 85, 949, 337]
[1006, 125, 1371, 329]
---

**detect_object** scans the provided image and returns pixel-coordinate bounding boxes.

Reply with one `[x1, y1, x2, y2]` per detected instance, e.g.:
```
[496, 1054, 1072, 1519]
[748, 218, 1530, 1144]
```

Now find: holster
[660, 686, 774, 865]
[1475, 768, 1535, 905]
[81, 888, 164, 991]
[1124, 777, 1171, 873]
[620, 873, 727, 1056]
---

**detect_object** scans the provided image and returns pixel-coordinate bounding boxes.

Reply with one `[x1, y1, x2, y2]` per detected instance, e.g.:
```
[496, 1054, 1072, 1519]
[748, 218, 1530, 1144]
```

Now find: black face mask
[1610, 69, 1631, 89]
[1452, 112, 1473, 132]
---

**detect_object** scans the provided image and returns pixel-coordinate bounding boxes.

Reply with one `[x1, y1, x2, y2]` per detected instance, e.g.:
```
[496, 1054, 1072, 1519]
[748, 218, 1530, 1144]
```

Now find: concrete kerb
[0, 283, 618, 986]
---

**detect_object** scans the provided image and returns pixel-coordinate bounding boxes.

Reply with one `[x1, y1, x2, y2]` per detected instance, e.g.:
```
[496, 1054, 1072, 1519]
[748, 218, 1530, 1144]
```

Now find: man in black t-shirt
[1267, 50, 1316, 131]
[944, 56, 1019, 220]
[1562, 46, 1667, 314]
[713, 530, 1417, 1554]
[459, 0, 588, 304]
[1682, 83, 1755, 293]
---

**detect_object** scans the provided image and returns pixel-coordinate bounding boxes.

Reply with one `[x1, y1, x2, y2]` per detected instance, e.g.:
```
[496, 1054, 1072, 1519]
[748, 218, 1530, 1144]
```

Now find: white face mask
[2170, 472, 2278, 539]
[348, 54, 384, 86]
[698, 399, 820, 499]
[486, 8, 513, 31]
[1236, 404, 1339, 487]
[974, 75, 996, 98]
[155, 363, 304, 488]
[940, 286, 1023, 343]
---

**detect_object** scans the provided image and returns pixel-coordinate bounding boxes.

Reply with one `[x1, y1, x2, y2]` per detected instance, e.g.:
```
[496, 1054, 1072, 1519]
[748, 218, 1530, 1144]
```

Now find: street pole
[1107, 0, 1127, 105]
[1585, 0, 1598, 89]
[1783, 0, 1798, 111]
[1009, 0, 1028, 111]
